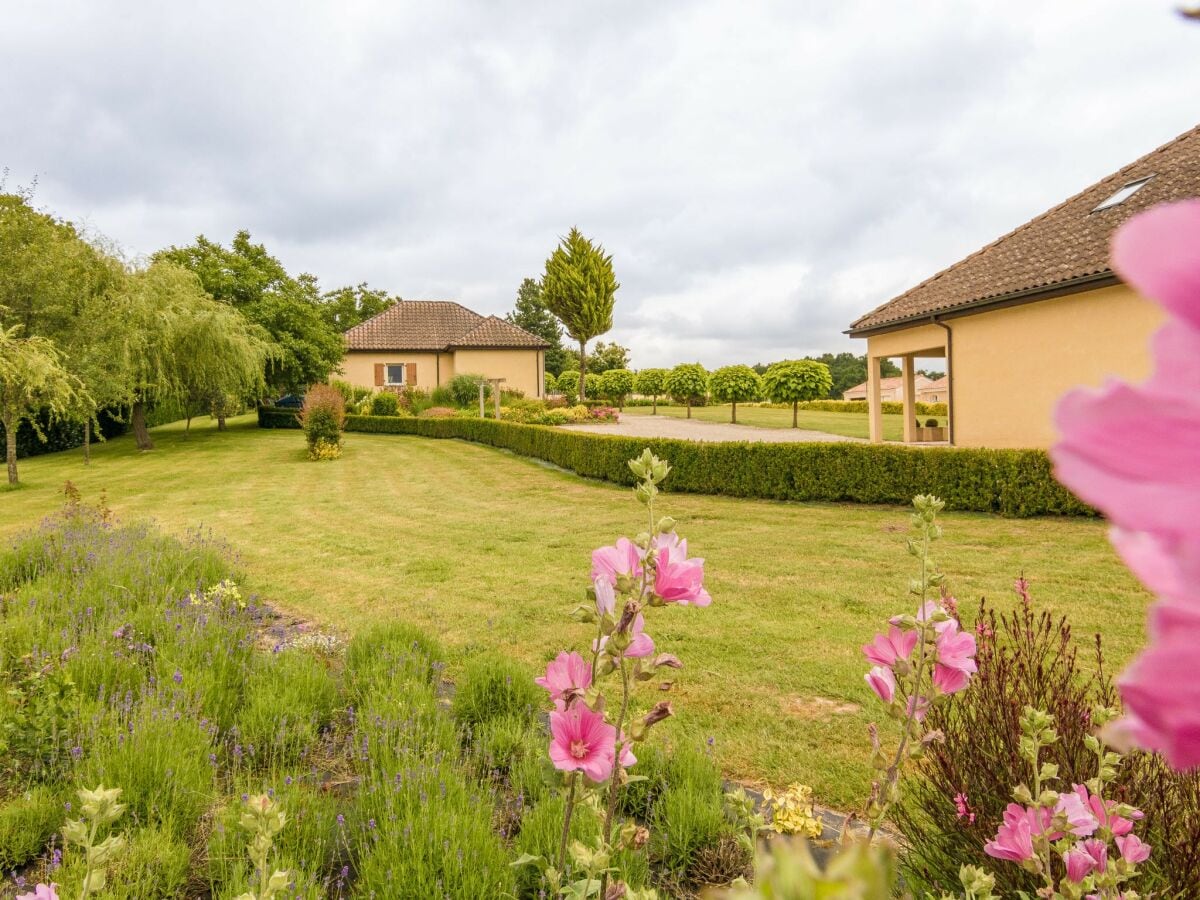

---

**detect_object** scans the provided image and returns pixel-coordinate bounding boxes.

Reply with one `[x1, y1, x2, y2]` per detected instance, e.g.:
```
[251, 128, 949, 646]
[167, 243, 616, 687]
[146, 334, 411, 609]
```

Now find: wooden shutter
[405, 362, 417, 386]
[374, 363, 385, 386]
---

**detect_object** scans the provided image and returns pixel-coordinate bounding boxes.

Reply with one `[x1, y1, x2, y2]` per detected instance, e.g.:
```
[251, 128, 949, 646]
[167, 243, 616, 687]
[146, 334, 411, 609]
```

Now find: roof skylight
[1092, 176, 1154, 212]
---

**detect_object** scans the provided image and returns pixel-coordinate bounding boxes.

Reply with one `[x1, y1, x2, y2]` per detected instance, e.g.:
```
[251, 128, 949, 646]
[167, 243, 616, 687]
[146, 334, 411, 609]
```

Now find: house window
[385, 364, 406, 385]
[1092, 176, 1153, 212]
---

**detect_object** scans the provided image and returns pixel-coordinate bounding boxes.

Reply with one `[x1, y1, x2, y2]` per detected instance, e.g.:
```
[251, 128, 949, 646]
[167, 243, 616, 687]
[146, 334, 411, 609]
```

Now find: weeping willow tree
[121, 262, 270, 449]
[0, 324, 86, 484]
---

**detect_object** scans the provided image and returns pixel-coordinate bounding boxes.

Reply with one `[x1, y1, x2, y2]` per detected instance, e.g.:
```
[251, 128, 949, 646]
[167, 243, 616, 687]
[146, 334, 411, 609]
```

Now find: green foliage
[541, 228, 619, 398]
[339, 415, 1094, 516]
[369, 390, 401, 416]
[507, 277, 569, 376]
[299, 383, 345, 456]
[616, 741, 670, 822]
[649, 742, 729, 876]
[584, 371, 602, 398]
[257, 406, 301, 428]
[449, 373, 491, 408]
[587, 340, 632, 375]
[56, 825, 192, 900]
[557, 370, 581, 399]
[709, 365, 763, 421]
[318, 282, 397, 331]
[664, 363, 709, 409]
[752, 398, 947, 416]
[451, 653, 542, 730]
[235, 651, 341, 770]
[598, 368, 635, 407]
[763, 359, 834, 405]
[634, 368, 667, 400]
[544, 372, 556, 395]
[344, 622, 445, 699]
[0, 786, 62, 870]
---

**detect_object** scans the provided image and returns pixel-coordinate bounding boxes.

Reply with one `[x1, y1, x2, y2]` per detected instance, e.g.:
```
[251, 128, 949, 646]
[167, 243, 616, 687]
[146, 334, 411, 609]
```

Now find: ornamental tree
[664, 363, 708, 419]
[557, 371, 581, 400]
[634, 368, 667, 414]
[762, 359, 833, 427]
[708, 365, 763, 424]
[584, 372, 602, 400]
[541, 228, 619, 400]
[0, 325, 85, 485]
[598, 369, 634, 409]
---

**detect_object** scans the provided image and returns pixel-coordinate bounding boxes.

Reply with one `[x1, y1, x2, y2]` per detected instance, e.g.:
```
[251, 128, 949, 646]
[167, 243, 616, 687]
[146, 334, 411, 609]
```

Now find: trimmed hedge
[0, 409, 128, 460]
[339, 415, 1093, 517]
[257, 406, 302, 428]
[752, 399, 949, 416]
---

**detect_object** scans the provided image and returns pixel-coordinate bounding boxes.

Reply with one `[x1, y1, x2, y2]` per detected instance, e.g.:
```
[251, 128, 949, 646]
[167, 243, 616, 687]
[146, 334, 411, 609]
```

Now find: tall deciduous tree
[763, 359, 834, 427]
[319, 282, 397, 332]
[709, 365, 763, 424]
[541, 228, 618, 400]
[506, 278, 569, 375]
[0, 325, 84, 484]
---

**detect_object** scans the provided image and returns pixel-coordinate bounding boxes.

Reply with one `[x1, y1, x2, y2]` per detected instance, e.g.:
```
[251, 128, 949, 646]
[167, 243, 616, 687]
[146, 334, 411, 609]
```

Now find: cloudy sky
[2, 2, 1195, 367]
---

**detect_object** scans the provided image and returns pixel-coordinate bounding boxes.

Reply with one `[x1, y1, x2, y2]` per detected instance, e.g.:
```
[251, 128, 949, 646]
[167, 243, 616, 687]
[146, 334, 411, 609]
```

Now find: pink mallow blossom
[536, 652, 592, 707]
[865, 665, 896, 704]
[1071, 784, 1142, 837]
[592, 538, 644, 586]
[862, 625, 918, 668]
[1064, 845, 1099, 883]
[1055, 789, 1099, 837]
[1116, 833, 1151, 865]
[653, 546, 712, 606]
[17, 887, 59, 900]
[593, 576, 616, 617]
[984, 804, 1046, 863]
[594, 612, 655, 659]
[549, 702, 617, 783]
[1052, 200, 1200, 769]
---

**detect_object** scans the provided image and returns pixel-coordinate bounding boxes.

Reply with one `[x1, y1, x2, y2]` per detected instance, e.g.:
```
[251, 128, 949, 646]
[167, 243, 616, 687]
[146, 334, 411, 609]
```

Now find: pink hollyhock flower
[594, 612, 655, 659]
[1080, 837, 1109, 873]
[593, 575, 616, 617]
[1064, 845, 1099, 883]
[1056, 789, 1099, 837]
[907, 694, 931, 722]
[932, 623, 976, 695]
[865, 665, 896, 703]
[862, 625, 918, 667]
[592, 538, 644, 586]
[953, 792, 976, 824]
[654, 546, 712, 606]
[549, 702, 617, 783]
[984, 803, 1044, 862]
[618, 734, 637, 768]
[652, 531, 686, 555]
[1116, 833, 1151, 864]
[16, 887, 58, 900]
[1070, 784, 1142, 837]
[1116, 639, 1200, 768]
[932, 663, 970, 695]
[536, 651, 592, 706]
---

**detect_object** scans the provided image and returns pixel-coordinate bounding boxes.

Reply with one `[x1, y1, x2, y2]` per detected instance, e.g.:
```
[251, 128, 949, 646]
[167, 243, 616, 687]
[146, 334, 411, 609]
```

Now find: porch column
[902, 356, 917, 443]
[867, 355, 883, 444]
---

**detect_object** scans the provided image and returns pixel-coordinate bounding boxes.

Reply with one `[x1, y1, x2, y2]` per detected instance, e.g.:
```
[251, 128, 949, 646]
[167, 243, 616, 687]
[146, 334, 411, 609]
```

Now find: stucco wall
[864, 284, 1163, 449]
[340, 351, 449, 391]
[452, 349, 544, 398]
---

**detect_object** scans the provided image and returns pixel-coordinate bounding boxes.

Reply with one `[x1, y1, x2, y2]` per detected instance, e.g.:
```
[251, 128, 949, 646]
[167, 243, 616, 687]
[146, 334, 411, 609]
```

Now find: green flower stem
[80, 816, 100, 900]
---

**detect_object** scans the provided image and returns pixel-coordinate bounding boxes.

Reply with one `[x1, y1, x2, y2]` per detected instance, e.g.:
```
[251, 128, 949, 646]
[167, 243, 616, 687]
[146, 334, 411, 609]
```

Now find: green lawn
[622, 404, 945, 440]
[0, 416, 1148, 809]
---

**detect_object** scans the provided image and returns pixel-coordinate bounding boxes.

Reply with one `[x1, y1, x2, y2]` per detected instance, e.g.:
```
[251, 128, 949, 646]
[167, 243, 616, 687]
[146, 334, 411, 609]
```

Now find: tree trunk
[687, 400, 692, 419]
[84, 419, 91, 466]
[792, 401, 798, 428]
[185, 414, 192, 435]
[217, 414, 227, 432]
[578, 340, 587, 401]
[132, 401, 154, 450]
[4, 416, 17, 485]
[731, 401, 737, 424]
[652, 394, 658, 415]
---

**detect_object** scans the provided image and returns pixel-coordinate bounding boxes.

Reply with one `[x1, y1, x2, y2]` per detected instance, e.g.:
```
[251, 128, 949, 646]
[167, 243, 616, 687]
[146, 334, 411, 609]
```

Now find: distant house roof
[344, 301, 550, 351]
[920, 375, 949, 393]
[844, 375, 932, 396]
[848, 124, 1200, 335]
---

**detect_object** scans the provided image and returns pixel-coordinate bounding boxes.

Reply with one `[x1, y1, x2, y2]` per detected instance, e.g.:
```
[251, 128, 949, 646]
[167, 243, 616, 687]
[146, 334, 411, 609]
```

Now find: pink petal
[1111, 199, 1200, 330]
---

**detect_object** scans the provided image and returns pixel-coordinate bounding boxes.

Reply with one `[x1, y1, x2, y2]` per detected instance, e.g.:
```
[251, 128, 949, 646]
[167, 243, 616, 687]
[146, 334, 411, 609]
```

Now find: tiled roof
[849, 124, 1200, 334]
[844, 375, 932, 395]
[344, 301, 549, 351]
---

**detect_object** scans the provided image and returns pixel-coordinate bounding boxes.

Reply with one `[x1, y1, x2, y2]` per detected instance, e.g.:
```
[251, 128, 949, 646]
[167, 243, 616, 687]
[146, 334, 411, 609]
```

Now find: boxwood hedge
[337, 415, 1093, 517]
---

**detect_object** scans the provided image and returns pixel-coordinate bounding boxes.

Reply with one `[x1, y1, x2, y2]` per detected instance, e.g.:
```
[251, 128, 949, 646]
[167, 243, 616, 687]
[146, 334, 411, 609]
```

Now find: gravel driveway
[564, 414, 863, 443]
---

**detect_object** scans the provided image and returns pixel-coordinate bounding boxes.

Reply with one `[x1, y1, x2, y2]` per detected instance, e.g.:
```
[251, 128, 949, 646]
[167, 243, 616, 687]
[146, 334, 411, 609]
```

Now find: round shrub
[665, 363, 709, 417]
[599, 368, 635, 408]
[345, 622, 445, 697]
[299, 383, 345, 457]
[709, 365, 763, 423]
[762, 359, 834, 427]
[584, 371, 602, 399]
[544, 372, 556, 395]
[556, 371, 580, 398]
[370, 391, 401, 416]
[925, 417, 939, 427]
[451, 653, 542, 730]
[634, 368, 668, 412]
[449, 373, 490, 408]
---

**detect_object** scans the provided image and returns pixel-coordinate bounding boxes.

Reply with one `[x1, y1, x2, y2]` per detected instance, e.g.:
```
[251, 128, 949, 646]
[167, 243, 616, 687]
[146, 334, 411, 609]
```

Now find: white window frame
[1092, 176, 1154, 213]
[385, 364, 406, 386]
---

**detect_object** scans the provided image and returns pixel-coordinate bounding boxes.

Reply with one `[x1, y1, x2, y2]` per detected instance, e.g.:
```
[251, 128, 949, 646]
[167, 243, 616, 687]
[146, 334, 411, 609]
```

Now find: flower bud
[656, 517, 676, 533]
[642, 701, 674, 731]
[652, 653, 682, 670]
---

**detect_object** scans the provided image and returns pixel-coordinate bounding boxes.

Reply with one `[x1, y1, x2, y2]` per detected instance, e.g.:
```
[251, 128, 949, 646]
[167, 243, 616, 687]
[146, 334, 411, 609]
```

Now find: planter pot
[914, 426, 947, 442]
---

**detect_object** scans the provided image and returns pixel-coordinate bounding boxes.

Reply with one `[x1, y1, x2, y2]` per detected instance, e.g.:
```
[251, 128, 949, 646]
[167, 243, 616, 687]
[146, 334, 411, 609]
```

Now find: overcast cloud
[1, 1, 1195, 367]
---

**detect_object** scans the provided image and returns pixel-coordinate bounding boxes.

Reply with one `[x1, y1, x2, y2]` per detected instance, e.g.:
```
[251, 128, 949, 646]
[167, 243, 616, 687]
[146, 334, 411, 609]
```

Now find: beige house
[847, 123, 1199, 449]
[916, 375, 949, 405]
[843, 374, 932, 402]
[342, 301, 549, 398]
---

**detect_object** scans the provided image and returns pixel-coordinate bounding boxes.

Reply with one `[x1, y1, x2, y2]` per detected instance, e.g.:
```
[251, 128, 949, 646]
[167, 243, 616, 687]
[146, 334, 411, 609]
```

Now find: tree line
[0, 191, 394, 484]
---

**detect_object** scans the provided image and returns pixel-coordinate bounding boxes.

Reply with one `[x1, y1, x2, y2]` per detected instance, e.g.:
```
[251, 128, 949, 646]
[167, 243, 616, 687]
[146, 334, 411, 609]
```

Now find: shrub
[634, 368, 668, 413]
[449, 373, 490, 408]
[418, 405, 458, 419]
[340, 415, 1093, 516]
[557, 370, 580, 401]
[0, 786, 61, 871]
[583, 371, 602, 399]
[763, 359, 834, 427]
[451, 653, 542, 730]
[1121, 751, 1200, 895]
[299, 383, 345, 458]
[430, 385, 454, 406]
[257, 405, 301, 428]
[55, 825, 191, 900]
[650, 741, 730, 877]
[664, 363, 709, 417]
[544, 372, 556, 395]
[369, 391, 401, 416]
[345, 622, 444, 698]
[235, 650, 341, 770]
[598, 368, 635, 409]
[709, 365, 763, 423]
[925, 417, 939, 427]
[470, 714, 536, 783]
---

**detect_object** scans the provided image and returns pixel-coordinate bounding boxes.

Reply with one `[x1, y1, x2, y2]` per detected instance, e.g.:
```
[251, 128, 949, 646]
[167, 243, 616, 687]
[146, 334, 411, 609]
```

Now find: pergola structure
[864, 324, 950, 445]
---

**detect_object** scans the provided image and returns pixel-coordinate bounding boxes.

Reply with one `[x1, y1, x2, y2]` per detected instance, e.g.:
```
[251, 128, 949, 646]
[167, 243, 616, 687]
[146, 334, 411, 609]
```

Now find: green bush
[599, 368, 635, 408]
[299, 384, 345, 457]
[257, 405, 301, 428]
[235, 650, 341, 769]
[557, 371, 580, 400]
[369, 390, 401, 416]
[340, 415, 1093, 516]
[650, 742, 729, 876]
[449, 373, 490, 408]
[665, 363, 709, 415]
[753, 398, 948, 416]
[709, 365, 763, 422]
[0, 786, 61, 871]
[345, 622, 445, 698]
[584, 371, 602, 399]
[617, 741, 670, 822]
[451, 653, 542, 730]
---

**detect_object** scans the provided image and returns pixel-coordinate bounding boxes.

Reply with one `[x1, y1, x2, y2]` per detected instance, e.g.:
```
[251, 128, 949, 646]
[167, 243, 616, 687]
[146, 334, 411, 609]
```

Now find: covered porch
[864, 324, 951, 445]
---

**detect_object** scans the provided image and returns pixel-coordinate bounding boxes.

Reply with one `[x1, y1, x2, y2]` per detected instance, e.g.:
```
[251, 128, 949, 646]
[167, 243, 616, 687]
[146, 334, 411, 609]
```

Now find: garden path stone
[564, 414, 863, 443]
